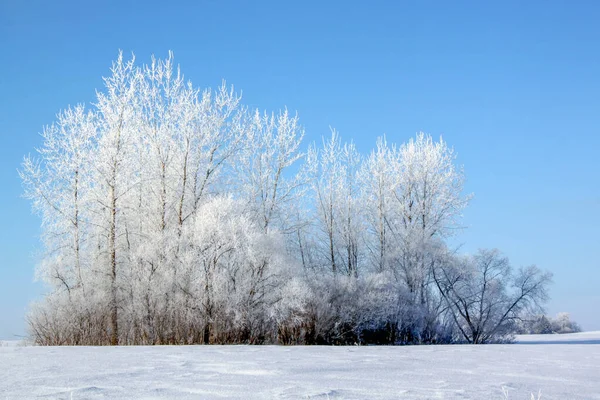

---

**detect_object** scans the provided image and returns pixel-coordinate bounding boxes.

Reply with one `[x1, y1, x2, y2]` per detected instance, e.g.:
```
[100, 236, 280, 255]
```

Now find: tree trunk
[109, 184, 119, 345]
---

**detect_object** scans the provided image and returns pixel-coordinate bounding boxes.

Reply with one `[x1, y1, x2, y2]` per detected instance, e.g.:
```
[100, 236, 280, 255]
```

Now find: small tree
[433, 249, 552, 343]
[530, 315, 554, 334]
[552, 312, 581, 334]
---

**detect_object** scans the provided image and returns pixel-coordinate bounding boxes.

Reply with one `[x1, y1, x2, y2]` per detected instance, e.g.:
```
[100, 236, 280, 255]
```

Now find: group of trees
[21, 53, 552, 345]
[519, 313, 581, 335]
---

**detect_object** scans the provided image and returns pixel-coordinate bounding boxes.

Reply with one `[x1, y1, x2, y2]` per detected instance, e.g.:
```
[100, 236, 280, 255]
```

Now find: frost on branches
[21, 52, 552, 345]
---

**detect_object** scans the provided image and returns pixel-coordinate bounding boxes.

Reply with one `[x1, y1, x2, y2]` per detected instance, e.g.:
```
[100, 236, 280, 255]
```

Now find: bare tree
[433, 249, 552, 343]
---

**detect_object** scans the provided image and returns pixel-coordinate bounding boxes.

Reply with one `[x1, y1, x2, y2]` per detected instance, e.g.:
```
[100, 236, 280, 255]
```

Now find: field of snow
[515, 330, 600, 345]
[1, 332, 599, 399]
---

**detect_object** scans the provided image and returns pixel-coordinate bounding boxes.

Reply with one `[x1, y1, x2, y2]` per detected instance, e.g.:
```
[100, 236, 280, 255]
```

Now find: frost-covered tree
[21, 105, 96, 294]
[236, 109, 305, 234]
[308, 130, 364, 276]
[359, 133, 471, 342]
[360, 136, 393, 273]
[551, 312, 581, 334]
[177, 197, 290, 343]
[520, 312, 581, 335]
[386, 133, 469, 294]
[528, 314, 554, 334]
[91, 53, 141, 344]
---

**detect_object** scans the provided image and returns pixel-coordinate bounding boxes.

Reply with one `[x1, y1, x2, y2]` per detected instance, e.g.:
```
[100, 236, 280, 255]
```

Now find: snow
[0, 340, 28, 348]
[1, 335, 599, 399]
[515, 331, 600, 344]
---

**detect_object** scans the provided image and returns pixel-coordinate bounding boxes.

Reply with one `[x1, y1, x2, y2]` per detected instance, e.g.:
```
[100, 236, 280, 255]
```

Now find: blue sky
[0, 0, 599, 339]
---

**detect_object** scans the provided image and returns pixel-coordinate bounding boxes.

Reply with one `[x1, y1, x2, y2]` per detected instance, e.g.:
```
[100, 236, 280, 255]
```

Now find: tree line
[21, 53, 552, 345]
[519, 313, 581, 335]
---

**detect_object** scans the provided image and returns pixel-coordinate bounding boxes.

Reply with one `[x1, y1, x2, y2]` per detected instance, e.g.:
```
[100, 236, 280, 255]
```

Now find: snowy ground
[1, 333, 599, 399]
[515, 330, 600, 345]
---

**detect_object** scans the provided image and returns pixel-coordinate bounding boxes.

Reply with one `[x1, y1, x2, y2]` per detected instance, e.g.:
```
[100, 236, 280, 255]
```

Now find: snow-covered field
[1, 333, 599, 399]
[515, 330, 600, 345]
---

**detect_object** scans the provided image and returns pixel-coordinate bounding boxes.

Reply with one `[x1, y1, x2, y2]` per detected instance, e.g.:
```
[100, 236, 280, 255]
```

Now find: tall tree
[92, 53, 139, 345]
[237, 109, 305, 233]
[309, 130, 363, 276]
[21, 105, 96, 294]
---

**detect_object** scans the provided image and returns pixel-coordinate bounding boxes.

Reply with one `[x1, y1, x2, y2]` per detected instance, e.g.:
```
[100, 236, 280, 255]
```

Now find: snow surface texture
[515, 330, 600, 345]
[1, 332, 599, 399]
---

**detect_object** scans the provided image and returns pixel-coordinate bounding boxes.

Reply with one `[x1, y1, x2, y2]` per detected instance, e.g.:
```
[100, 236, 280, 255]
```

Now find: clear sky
[0, 0, 598, 339]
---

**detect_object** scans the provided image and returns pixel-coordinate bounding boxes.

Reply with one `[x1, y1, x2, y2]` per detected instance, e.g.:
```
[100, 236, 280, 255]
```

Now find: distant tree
[552, 312, 581, 334]
[530, 315, 554, 334]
